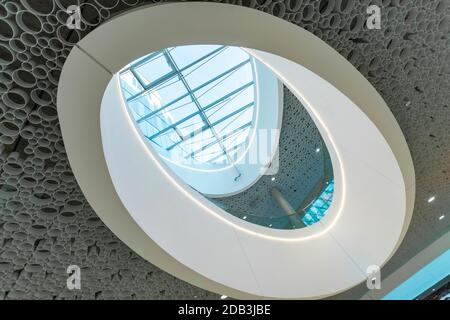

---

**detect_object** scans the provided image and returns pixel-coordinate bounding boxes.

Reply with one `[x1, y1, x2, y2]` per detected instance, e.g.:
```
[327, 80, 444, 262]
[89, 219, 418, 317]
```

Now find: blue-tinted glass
[170, 45, 222, 69]
[119, 45, 256, 166]
[302, 181, 334, 226]
[383, 249, 450, 300]
[120, 71, 144, 99]
[135, 53, 173, 86]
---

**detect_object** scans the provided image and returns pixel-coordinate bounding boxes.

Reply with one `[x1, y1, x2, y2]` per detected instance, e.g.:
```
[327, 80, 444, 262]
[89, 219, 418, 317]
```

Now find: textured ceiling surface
[0, 0, 449, 300]
[211, 86, 333, 228]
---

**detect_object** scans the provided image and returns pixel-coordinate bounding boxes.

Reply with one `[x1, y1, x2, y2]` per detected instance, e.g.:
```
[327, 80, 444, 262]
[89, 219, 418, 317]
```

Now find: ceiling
[0, 0, 449, 299]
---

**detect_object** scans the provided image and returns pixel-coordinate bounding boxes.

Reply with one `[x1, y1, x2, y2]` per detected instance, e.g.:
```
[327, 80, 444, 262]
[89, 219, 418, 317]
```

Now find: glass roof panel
[119, 45, 256, 167]
[120, 71, 144, 99]
[169, 45, 223, 69]
[182, 47, 250, 89]
[134, 53, 173, 87]
[196, 66, 253, 108]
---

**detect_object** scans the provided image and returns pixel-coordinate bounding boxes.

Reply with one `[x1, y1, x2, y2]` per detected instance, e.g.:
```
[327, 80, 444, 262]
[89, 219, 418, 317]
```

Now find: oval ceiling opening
[109, 44, 334, 230]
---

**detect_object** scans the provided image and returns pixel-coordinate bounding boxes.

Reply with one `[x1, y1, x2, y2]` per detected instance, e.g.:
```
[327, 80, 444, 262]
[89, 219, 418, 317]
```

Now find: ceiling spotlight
[316, 148, 321, 153]
[269, 224, 273, 227]
[271, 177, 276, 181]
[439, 215, 445, 221]
[220, 295, 228, 300]
[428, 196, 436, 203]
[243, 216, 247, 220]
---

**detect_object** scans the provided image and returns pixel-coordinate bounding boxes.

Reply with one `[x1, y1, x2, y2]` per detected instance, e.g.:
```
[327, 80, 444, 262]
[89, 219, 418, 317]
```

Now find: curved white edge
[246, 49, 409, 273]
[58, 2, 415, 299]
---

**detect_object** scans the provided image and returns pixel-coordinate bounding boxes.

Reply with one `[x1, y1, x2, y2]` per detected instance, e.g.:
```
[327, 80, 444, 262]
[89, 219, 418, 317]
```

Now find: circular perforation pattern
[0, 0, 449, 300]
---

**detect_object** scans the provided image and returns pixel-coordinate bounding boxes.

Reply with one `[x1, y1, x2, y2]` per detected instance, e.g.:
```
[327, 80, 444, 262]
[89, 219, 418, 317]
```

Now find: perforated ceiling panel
[0, 0, 449, 300]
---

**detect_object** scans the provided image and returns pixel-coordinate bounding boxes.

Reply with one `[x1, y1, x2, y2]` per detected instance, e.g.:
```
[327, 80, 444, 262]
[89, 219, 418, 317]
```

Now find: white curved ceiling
[57, 2, 415, 299]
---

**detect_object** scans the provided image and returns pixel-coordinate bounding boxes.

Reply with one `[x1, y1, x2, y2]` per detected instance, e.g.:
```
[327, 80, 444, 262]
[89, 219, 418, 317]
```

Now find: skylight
[119, 45, 256, 167]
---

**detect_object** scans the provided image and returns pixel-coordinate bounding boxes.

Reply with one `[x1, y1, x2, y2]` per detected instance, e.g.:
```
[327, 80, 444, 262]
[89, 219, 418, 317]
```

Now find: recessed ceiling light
[269, 224, 272, 227]
[220, 295, 228, 299]
[271, 177, 276, 181]
[243, 216, 247, 220]
[316, 148, 321, 153]
[439, 215, 445, 221]
[428, 196, 436, 203]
